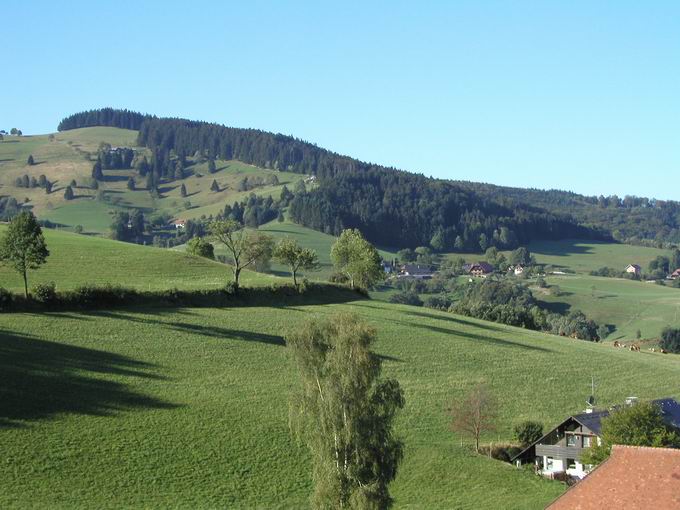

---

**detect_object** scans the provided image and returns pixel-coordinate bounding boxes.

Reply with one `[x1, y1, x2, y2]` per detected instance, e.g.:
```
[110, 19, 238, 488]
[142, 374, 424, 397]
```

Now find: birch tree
[287, 313, 404, 509]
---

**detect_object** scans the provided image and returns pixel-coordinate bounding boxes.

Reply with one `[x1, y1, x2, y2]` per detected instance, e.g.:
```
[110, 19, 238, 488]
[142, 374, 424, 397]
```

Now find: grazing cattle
[661, 348, 668, 354]
[613, 341, 620, 348]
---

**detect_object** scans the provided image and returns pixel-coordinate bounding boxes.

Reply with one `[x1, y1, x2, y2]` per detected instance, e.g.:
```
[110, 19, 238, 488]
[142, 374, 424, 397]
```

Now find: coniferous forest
[58, 108, 680, 250]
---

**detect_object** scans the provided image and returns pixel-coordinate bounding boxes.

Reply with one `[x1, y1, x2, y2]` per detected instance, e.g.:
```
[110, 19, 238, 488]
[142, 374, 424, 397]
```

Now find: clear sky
[3, 1, 679, 199]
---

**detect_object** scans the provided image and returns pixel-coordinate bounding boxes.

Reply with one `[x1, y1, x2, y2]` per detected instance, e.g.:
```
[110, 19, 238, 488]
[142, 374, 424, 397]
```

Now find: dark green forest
[58, 108, 680, 250]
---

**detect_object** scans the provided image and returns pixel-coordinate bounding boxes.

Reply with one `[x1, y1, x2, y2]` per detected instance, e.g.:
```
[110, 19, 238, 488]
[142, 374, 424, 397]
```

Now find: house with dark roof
[511, 398, 680, 480]
[547, 445, 680, 509]
[464, 262, 494, 278]
[398, 264, 434, 280]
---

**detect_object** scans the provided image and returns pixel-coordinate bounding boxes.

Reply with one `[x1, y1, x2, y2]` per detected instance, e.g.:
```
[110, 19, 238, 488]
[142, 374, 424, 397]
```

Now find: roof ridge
[613, 444, 680, 453]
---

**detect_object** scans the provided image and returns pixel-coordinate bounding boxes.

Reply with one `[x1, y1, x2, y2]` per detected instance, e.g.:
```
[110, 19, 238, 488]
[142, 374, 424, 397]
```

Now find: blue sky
[3, 1, 679, 199]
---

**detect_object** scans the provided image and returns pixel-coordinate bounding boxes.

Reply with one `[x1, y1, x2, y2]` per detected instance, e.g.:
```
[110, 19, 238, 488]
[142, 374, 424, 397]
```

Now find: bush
[31, 282, 57, 304]
[423, 294, 452, 310]
[660, 327, 680, 354]
[389, 291, 423, 306]
[0, 287, 13, 311]
[513, 420, 544, 447]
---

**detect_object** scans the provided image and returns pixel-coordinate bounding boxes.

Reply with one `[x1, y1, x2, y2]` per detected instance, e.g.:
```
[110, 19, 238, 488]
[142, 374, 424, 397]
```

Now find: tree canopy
[287, 313, 404, 509]
[0, 211, 50, 297]
[330, 229, 383, 289]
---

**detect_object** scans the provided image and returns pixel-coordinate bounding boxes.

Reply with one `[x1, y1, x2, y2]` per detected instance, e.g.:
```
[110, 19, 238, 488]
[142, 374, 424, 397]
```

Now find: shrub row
[0, 282, 363, 312]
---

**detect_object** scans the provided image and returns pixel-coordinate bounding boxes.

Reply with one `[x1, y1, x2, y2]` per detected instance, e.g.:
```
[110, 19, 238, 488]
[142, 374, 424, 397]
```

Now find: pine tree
[64, 185, 74, 200]
[27, 154, 35, 166]
[180, 184, 188, 198]
[210, 179, 220, 192]
[208, 159, 217, 174]
[92, 161, 104, 181]
[127, 177, 136, 190]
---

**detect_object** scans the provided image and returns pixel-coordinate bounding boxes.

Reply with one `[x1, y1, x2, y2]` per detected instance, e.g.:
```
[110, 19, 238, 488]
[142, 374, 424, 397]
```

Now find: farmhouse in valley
[511, 397, 680, 480]
[398, 264, 434, 279]
[625, 263, 641, 276]
[464, 262, 494, 278]
[546, 446, 680, 509]
[172, 219, 186, 229]
[670, 268, 680, 279]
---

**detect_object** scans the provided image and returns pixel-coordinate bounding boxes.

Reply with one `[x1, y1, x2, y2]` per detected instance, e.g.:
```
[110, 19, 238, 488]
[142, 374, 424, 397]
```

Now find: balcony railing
[535, 444, 584, 460]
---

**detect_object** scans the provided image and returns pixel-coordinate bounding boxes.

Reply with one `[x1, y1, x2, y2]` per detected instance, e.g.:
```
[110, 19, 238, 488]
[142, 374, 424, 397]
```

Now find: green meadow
[0, 128, 308, 234]
[537, 274, 680, 340]
[0, 226, 273, 292]
[3, 297, 680, 508]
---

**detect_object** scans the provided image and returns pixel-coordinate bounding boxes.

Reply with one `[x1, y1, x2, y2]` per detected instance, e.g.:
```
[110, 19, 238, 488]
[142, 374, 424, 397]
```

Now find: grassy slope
[537, 274, 680, 340]
[0, 226, 275, 291]
[0, 128, 307, 234]
[3, 301, 680, 508]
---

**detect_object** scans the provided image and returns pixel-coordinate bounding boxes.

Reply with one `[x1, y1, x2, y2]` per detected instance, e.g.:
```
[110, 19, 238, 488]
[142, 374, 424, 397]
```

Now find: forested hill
[56, 108, 641, 250]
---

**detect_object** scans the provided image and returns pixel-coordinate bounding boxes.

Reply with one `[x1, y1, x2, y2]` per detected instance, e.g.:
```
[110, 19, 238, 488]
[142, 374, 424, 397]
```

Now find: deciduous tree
[0, 211, 50, 298]
[287, 313, 404, 509]
[209, 219, 273, 290]
[330, 229, 383, 289]
[447, 383, 498, 452]
[273, 238, 319, 288]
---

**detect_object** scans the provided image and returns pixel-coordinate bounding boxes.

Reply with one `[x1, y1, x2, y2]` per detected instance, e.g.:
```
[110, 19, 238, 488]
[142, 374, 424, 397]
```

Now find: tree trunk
[23, 269, 28, 299]
[233, 266, 241, 293]
[292, 269, 298, 289]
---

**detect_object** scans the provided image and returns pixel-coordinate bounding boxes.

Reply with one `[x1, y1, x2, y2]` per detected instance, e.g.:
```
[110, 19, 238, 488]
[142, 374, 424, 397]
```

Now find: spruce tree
[27, 154, 35, 166]
[64, 185, 74, 200]
[180, 184, 187, 198]
[92, 161, 104, 181]
[210, 179, 220, 192]
[208, 159, 217, 174]
[127, 177, 135, 190]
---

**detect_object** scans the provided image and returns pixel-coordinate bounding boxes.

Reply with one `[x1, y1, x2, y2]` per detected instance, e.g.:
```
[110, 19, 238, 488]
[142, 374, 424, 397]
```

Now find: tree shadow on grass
[0, 329, 178, 429]
[399, 321, 553, 353]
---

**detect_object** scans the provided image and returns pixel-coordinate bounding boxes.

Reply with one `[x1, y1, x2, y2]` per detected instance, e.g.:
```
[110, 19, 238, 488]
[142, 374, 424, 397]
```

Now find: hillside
[3, 297, 680, 508]
[0, 226, 276, 291]
[0, 127, 307, 234]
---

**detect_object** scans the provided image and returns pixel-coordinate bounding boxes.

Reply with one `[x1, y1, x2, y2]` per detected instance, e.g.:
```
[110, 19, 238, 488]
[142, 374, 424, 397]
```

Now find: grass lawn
[0, 226, 274, 292]
[537, 274, 680, 340]
[2, 301, 680, 508]
[526, 239, 670, 274]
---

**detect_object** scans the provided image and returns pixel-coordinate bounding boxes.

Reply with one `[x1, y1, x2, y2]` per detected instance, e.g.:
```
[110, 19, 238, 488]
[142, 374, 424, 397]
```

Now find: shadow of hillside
[0, 329, 178, 429]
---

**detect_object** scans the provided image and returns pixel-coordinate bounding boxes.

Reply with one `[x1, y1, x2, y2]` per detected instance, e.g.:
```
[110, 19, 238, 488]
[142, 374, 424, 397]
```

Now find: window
[583, 436, 592, 448]
[567, 458, 576, 469]
[546, 457, 554, 469]
[566, 434, 577, 447]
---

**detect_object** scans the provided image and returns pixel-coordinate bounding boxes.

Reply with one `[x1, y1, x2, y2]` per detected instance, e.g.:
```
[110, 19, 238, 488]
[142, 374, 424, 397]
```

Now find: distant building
[508, 265, 525, 276]
[670, 268, 680, 280]
[464, 262, 494, 278]
[625, 264, 641, 276]
[512, 398, 680, 481]
[172, 219, 186, 229]
[547, 445, 680, 510]
[398, 264, 434, 280]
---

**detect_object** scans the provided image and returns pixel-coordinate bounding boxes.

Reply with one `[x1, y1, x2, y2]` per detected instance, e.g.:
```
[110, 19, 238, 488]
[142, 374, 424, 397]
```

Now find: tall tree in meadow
[92, 161, 104, 181]
[0, 211, 50, 298]
[208, 158, 217, 174]
[273, 238, 319, 288]
[209, 219, 273, 291]
[330, 229, 383, 289]
[210, 179, 220, 192]
[63, 185, 74, 200]
[180, 183, 188, 198]
[287, 313, 405, 509]
[27, 155, 35, 166]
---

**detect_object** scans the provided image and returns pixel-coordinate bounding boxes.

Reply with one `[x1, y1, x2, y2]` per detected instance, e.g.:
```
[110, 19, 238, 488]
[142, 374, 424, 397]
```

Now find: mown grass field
[536, 274, 680, 340]
[3, 299, 680, 508]
[0, 226, 274, 292]
[526, 239, 670, 274]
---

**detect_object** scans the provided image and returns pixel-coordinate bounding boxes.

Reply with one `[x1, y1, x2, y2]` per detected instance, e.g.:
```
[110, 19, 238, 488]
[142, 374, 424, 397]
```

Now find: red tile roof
[548, 445, 680, 509]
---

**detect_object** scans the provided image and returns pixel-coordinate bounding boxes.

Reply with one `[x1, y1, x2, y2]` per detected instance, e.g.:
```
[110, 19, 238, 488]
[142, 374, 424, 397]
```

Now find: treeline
[57, 108, 150, 131]
[468, 184, 680, 246]
[61, 107, 679, 249]
[451, 279, 601, 341]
